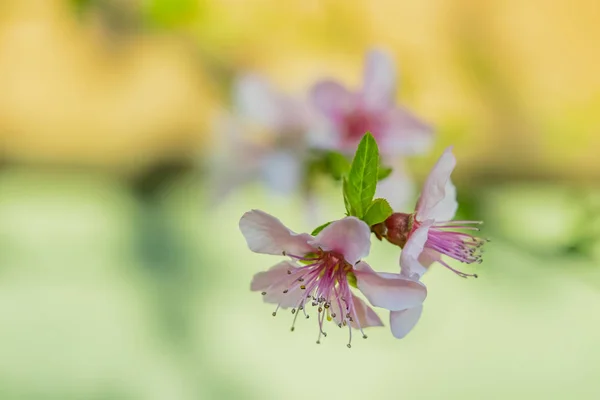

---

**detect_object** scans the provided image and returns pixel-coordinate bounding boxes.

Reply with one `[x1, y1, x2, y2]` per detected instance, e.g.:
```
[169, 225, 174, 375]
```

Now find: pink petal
[309, 80, 353, 118]
[331, 293, 384, 329]
[415, 147, 458, 222]
[313, 217, 371, 265]
[354, 262, 427, 311]
[252, 261, 308, 309]
[390, 305, 423, 339]
[380, 107, 435, 156]
[351, 294, 384, 328]
[400, 221, 433, 279]
[250, 261, 298, 291]
[264, 285, 306, 309]
[239, 210, 314, 256]
[418, 248, 441, 269]
[362, 49, 396, 111]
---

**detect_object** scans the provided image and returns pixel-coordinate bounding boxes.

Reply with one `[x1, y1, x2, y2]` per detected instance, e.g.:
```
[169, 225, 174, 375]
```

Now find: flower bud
[374, 212, 413, 248]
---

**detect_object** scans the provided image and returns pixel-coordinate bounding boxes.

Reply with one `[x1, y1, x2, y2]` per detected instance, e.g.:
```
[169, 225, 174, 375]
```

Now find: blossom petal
[354, 262, 427, 311]
[250, 261, 298, 291]
[261, 150, 302, 195]
[207, 113, 262, 201]
[239, 210, 314, 256]
[264, 285, 306, 309]
[415, 147, 458, 222]
[253, 261, 308, 308]
[390, 305, 423, 339]
[330, 293, 384, 329]
[418, 248, 441, 269]
[428, 178, 457, 222]
[400, 221, 433, 279]
[314, 217, 371, 264]
[351, 294, 384, 328]
[362, 49, 396, 111]
[234, 74, 279, 128]
[380, 107, 434, 156]
[309, 80, 353, 117]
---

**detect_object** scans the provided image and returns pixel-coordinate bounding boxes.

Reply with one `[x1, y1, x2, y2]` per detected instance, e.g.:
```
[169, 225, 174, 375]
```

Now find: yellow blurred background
[0, 1, 598, 399]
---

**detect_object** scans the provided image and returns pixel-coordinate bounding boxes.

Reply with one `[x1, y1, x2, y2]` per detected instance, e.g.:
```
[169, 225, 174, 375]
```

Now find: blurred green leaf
[70, 0, 93, 13]
[324, 151, 351, 181]
[143, 0, 199, 28]
[378, 165, 393, 181]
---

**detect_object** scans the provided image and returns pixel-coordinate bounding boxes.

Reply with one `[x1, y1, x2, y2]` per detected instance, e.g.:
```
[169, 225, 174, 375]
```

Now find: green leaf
[311, 221, 332, 236]
[345, 132, 380, 218]
[342, 177, 354, 216]
[324, 151, 351, 180]
[378, 166, 393, 181]
[363, 198, 394, 227]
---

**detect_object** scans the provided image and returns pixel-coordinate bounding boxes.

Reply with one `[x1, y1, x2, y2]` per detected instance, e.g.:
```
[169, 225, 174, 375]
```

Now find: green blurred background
[0, 1, 599, 399]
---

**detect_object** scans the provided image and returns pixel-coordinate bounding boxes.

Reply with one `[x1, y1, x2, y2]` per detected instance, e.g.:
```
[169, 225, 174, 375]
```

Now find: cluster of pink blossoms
[240, 146, 487, 345]
[212, 49, 432, 210]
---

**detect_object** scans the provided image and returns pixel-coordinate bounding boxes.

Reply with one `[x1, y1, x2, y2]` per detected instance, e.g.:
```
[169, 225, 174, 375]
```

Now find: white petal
[362, 49, 396, 111]
[390, 305, 423, 339]
[400, 221, 433, 279]
[314, 217, 371, 264]
[427, 178, 457, 222]
[355, 262, 427, 311]
[234, 74, 279, 128]
[207, 113, 262, 200]
[415, 147, 458, 222]
[261, 151, 302, 195]
[239, 210, 314, 256]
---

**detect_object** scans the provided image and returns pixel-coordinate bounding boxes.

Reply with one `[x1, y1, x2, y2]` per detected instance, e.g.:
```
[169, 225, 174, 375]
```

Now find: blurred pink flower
[309, 49, 434, 209]
[239, 210, 427, 345]
[309, 49, 433, 156]
[210, 74, 309, 198]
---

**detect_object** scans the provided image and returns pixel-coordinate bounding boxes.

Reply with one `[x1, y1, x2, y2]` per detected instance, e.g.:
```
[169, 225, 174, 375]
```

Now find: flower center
[261, 250, 368, 347]
[340, 108, 382, 146]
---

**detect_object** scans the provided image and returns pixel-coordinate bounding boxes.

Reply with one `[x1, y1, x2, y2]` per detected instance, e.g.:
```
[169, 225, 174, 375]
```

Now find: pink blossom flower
[375, 146, 487, 278]
[210, 74, 309, 198]
[309, 49, 433, 156]
[309, 49, 434, 208]
[370, 147, 488, 338]
[239, 210, 427, 345]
